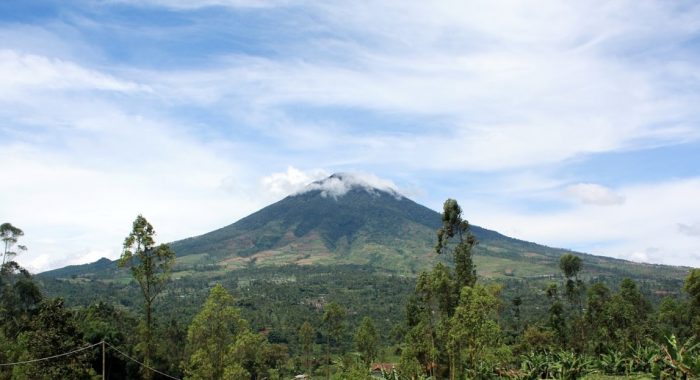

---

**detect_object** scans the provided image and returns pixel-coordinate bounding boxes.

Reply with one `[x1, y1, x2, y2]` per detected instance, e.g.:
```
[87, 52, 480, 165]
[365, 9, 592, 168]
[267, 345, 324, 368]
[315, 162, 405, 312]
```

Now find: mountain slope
[40, 173, 691, 281]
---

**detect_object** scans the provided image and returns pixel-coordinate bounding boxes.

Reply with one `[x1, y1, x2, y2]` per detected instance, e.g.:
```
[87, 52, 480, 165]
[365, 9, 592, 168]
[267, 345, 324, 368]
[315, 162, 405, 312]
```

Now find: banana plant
[651, 335, 700, 379]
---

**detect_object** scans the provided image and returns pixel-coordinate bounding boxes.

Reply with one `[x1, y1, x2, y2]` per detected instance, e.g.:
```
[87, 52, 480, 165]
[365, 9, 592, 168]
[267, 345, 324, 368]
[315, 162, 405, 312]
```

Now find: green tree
[657, 297, 693, 340]
[12, 298, 94, 380]
[559, 253, 584, 313]
[118, 215, 175, 380]
[228, 330, 270, 380]
[447, 284, 503, 379]
[299, 321, 315, 375]
[76, 301, 138, 379]
[1, 223, 26, 266]
[559, 253, 584, 351]
[685, 269, 700, 338]
[0, 262, 42, 339]
[607, 278, 652, 350]
[685, 269, 700, 309]
[435, 199, 477, 290]
[354, 317, 379, 367]
[183, 284, 248, 380]
[584, 282, 612, 353]
[559, 253, 582, 279]
[322, 302, 346, 379]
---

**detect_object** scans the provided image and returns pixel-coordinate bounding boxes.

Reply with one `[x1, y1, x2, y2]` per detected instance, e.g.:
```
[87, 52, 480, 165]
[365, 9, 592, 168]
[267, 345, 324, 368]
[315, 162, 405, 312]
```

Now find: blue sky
[2, 0, 700, 271]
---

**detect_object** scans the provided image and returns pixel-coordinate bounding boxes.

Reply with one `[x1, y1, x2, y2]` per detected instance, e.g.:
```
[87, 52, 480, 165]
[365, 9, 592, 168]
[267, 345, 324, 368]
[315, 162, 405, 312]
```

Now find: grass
[582, 374, 653, 380]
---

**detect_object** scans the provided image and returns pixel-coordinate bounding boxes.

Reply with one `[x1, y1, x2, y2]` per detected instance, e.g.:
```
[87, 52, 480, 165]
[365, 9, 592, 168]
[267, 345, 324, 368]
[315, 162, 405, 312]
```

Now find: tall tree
[354, 317, 379, 367]
[322, 302, 346, 380]
[1, 223, 26, 266]
[558, 253, 584, 350]
[118, 215, 174, 380]
[299, 321, 315, 375]
[435, 199, 477, 291]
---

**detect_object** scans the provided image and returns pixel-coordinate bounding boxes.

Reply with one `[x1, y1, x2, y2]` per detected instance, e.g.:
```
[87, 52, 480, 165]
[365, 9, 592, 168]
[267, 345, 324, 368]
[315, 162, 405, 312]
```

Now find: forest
[1, 198, 700, 380]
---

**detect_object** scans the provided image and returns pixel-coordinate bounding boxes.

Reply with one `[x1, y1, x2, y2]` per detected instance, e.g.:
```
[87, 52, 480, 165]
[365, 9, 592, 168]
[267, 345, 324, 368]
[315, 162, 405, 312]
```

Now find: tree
[584, 283, 612, 353]
[354, 317, 379, 367]
[435, 199, 477, 291]
[299, 321, 315, 375]
[447, 284, 503, 379]
[1, 223, 27, 266]
[607, 278, 652, 350]
[12, 298, 94, 380]
[0, 262, 42, 339]
[558, 253, 584, 348]
[183, 284, 248, 380]
[322, 302, 346, 379]
[228, 330, 270, 380]
[559, 253, 582, 279]
[117, 215, 174, 379]
[684, 269, 700, 338]
[685, 269, 700, 309]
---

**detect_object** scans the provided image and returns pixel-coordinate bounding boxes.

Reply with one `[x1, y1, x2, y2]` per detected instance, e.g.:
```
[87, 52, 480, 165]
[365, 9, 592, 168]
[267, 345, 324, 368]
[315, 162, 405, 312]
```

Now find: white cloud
[472, 178, 700, 266]
[678, 223, 700, 237]
[260, 166, 329, 198]
[0, 50, 149, 96]
[140, 0, 700, 171]
[565, 183, 625, 206]
[298, 172, 402, 199]
[2, 1, 700, 271]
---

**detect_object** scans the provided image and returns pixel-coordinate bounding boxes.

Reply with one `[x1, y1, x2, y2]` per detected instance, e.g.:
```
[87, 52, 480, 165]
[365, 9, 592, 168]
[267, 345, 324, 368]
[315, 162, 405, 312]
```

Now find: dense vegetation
[2, 198, 700, 379]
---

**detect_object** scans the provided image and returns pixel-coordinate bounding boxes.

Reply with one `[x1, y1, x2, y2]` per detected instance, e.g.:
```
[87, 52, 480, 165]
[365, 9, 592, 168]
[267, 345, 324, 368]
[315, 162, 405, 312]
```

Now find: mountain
[40, 173, 690, 282]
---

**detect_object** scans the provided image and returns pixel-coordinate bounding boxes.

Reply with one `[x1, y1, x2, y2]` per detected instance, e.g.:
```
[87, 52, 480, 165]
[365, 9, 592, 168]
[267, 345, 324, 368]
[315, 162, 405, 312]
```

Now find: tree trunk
[326, 335, 330, 380]
[144, 300, 153, 380]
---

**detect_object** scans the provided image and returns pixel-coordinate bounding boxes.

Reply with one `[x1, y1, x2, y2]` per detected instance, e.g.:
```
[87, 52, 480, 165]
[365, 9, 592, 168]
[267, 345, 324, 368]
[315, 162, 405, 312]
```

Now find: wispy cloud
[1, 1, 699, 270]
[0, 50, 149, 95]
[565, 183, 625, 206]
[678, 223, 700, 238]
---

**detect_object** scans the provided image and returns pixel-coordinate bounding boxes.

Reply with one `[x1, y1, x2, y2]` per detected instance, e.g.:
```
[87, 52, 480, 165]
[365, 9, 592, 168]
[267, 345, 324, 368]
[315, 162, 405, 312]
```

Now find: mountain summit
[297, 172, 403, 199]
[169, 173, 441, 271]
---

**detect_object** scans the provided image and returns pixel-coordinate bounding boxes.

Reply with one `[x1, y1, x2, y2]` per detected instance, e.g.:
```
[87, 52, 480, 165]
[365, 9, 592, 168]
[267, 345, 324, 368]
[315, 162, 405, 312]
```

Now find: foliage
[651, 335, 700, 379]
[299, 321, 315, 375]
[354, 316, 379, 366]
[183, 284, 248, 380]
[1, 223, 26, 266]
[118, 214, 175, 379]
[447, 284, 504, 378]
[11, 298, 95, 380]
[323, 302, 346, 378]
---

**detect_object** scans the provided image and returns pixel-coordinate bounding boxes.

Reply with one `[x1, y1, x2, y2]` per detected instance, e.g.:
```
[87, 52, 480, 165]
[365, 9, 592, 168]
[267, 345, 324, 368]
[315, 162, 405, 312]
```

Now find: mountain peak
[297, 172, 403, 199]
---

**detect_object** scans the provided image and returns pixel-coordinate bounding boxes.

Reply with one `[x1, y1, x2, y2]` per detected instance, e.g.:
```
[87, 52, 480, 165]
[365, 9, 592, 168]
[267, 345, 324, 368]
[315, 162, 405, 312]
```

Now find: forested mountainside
[2, 175, 697, 379]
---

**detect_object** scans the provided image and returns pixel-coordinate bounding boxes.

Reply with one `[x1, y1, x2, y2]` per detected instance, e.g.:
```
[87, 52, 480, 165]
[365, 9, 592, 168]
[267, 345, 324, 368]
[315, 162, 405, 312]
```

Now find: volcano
[41, 173, 689, 280]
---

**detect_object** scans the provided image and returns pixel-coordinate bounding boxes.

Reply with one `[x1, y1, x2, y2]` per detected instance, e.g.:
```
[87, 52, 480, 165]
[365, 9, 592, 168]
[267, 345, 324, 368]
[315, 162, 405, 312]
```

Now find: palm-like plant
[651, 335, 700, 379]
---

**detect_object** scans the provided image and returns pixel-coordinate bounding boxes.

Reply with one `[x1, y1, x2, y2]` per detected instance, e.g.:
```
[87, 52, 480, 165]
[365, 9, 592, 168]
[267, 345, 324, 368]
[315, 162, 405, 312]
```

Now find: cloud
[565, 183, 625, 205]
[2, 1, 700, 271]
[260, 166, 330, 198]
[0, 50, 149, 96]
[112, 0, 286, 10]
[298, 172, 402, 199]
[472, 177, 700, 266]
[678, 223, 700, 237]
[138, 0, 700, 171]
